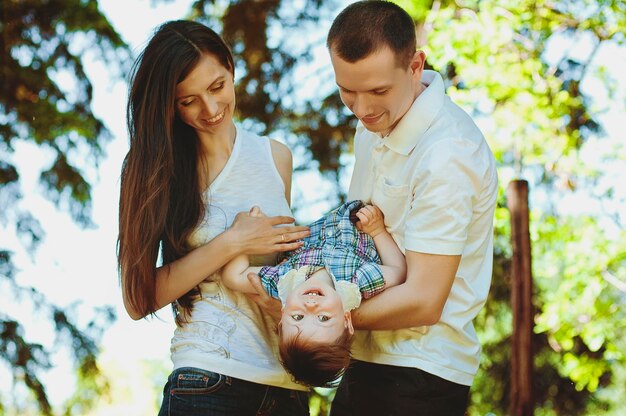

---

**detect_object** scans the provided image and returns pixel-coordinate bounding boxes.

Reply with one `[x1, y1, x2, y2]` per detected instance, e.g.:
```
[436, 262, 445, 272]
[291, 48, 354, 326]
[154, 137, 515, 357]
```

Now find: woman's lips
[203, 109, 226, 125]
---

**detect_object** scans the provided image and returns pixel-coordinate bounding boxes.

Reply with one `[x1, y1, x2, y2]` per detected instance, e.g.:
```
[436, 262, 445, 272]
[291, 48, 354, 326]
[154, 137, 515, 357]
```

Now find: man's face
[330, 46, 423, 137]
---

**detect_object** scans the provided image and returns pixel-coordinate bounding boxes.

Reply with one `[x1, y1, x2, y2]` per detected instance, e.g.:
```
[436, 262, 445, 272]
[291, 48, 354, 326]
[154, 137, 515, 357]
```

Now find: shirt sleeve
[353, 262, 385, 299]
[258, 266, 280, 299]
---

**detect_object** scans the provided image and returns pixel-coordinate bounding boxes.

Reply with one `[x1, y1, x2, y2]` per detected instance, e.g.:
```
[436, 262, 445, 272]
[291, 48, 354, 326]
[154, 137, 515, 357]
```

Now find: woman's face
[175, 53, 235, 138]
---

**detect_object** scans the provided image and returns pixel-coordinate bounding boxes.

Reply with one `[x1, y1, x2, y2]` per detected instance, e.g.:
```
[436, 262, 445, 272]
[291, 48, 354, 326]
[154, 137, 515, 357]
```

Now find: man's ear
[344, 311, 355, 335]
[409, 50, 426, 76]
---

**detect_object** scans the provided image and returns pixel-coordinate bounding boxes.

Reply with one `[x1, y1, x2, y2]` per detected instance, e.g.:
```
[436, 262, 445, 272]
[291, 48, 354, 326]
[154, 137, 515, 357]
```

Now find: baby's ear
[344, 311, 355, 335]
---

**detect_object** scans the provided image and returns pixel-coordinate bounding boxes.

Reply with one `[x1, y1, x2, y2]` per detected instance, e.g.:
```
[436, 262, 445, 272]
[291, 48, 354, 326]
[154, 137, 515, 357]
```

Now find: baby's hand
[355, 205, 386, 238]
[249, 206, 267, 218]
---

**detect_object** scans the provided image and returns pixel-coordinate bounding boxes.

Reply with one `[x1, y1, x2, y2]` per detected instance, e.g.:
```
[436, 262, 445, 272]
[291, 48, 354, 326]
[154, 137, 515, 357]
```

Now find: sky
[1, 0, 625, 414]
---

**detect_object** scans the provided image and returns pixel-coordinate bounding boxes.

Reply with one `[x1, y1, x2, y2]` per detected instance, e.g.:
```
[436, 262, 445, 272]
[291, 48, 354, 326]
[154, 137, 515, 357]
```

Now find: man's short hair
[327, 0, 417, 68]
[279, 330, 353, 387]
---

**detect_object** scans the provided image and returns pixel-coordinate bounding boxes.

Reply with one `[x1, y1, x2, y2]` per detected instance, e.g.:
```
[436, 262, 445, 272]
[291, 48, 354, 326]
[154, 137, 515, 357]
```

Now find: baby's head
[277, 268, 354, 386]
[278, 327, 352, 387]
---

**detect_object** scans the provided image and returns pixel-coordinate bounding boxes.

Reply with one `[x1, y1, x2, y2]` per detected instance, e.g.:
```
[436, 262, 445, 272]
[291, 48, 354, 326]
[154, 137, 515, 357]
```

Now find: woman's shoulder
[269, 139, 292, 196]
[269, 139, 292, 165]
[235, 125, 291, 158]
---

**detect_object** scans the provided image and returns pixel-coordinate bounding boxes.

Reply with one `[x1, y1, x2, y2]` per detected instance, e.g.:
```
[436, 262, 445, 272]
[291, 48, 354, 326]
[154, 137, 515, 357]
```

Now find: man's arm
[350, 250, 460, 330]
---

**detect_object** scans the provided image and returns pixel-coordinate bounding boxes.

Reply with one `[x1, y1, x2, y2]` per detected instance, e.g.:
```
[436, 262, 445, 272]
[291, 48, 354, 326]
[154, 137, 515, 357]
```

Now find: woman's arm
[356, 205, 406, 288]
[122, 211, 308, 320]
[123, 140, 301, 320]
[270, 139, 293, 205]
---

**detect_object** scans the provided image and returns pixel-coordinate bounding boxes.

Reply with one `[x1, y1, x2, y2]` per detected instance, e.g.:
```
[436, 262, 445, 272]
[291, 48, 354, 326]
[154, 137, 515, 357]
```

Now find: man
[326, 1, 498, 415]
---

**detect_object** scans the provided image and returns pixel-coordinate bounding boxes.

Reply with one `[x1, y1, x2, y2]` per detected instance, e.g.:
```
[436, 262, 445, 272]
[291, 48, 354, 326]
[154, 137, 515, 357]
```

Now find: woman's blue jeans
[157, 367, 310, 416]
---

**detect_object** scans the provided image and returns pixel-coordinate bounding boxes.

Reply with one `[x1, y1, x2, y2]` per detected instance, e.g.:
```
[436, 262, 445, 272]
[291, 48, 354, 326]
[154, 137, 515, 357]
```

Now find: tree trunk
[507, 179, 534, 416]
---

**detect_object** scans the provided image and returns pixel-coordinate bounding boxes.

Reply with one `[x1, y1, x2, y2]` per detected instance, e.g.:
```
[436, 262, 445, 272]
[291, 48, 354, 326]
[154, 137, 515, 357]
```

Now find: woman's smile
[204, 108, 226, 125]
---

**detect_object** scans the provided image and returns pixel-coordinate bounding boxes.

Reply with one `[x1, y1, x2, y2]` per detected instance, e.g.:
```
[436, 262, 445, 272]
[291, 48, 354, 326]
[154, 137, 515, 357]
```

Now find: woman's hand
[227, 206, 309, 256]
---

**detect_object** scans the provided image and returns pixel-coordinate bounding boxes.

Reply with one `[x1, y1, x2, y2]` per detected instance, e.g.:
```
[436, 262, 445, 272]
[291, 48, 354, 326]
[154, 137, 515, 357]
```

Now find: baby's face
[280, 274, 352, 343]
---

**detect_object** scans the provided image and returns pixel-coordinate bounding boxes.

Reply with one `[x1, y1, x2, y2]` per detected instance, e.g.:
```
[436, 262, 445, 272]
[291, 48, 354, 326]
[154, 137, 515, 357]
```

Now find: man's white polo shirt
[347, 70, 498, 386]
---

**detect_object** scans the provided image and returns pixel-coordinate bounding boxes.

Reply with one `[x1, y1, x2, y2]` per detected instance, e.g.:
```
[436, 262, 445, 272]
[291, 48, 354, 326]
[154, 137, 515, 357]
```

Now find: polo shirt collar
[377, 70, 445, 155]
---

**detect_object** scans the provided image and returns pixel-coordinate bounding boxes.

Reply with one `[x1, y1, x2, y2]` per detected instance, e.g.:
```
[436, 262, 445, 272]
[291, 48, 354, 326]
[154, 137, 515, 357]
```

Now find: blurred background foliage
[1, 0, 625, 414]
[1, 0, 126, 414]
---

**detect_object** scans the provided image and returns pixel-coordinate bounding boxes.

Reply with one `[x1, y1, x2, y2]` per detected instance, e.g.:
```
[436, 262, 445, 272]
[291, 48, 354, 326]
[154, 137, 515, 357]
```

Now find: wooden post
[507, 180, 534, 416]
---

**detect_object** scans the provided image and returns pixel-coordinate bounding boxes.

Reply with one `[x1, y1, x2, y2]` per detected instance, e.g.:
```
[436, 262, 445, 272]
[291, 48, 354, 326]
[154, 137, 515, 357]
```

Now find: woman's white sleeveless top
[169, 125, 302, 390]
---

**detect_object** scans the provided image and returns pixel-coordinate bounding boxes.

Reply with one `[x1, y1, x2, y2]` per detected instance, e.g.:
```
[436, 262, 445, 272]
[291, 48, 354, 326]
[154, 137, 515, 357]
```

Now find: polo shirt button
[326, 230, 333, 237]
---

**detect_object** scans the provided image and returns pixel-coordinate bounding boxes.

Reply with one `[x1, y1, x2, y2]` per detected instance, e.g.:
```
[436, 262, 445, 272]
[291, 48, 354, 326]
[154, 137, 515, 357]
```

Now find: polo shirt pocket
[372, 176, 410, 236]
[381, 181, 409, 197]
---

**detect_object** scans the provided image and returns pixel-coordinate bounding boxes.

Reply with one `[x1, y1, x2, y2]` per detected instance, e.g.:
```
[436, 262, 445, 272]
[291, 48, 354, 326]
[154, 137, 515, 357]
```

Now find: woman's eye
[291, 314, 303, 321]
[318, 315, 330, 322]
[180, 99, 194, 106]
[210, 82, 225, 93]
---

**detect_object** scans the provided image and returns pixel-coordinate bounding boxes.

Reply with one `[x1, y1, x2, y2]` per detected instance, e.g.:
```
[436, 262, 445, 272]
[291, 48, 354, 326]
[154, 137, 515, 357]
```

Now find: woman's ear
[344, 311, 355, 335]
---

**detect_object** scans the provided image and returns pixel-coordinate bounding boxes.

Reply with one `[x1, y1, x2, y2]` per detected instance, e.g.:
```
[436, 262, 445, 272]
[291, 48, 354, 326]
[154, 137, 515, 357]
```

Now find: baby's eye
[291, 314, 303, 321]
[318, 315, 330, 322]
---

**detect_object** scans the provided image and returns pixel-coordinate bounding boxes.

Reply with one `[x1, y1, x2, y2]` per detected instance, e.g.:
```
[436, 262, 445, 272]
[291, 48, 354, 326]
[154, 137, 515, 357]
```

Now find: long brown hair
[118, 20, 235, 320]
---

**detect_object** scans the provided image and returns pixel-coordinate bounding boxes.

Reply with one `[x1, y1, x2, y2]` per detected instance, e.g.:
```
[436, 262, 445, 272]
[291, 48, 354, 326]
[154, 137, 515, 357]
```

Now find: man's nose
[351, 94, 371, 119]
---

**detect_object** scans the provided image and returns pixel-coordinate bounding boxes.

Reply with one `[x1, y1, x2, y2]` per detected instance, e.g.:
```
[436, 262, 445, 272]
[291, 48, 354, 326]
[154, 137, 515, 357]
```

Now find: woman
[117, 20, 311, 415]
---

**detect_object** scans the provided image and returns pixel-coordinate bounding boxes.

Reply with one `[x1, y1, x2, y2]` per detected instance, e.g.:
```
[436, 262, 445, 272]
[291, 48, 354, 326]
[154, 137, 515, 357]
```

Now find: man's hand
[355, 204, 386, 238]
[244, 272, 282, 321]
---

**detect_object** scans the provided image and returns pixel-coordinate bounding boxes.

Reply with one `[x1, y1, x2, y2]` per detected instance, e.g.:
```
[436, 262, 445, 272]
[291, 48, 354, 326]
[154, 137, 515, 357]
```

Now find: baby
[222, 200, 406, 386]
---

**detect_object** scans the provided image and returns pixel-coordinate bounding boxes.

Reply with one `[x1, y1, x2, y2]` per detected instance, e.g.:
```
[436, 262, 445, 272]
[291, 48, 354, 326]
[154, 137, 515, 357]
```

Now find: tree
[0, 0, 128, 413]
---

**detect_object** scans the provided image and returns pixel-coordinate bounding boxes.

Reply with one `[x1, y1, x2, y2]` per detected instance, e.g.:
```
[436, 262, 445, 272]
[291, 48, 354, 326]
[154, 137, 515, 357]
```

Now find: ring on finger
[281, 234, 286, 242]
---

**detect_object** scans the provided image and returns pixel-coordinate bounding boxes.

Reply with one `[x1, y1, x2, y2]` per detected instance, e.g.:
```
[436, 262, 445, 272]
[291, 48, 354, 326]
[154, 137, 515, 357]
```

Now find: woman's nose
[200, 95, 219, 116]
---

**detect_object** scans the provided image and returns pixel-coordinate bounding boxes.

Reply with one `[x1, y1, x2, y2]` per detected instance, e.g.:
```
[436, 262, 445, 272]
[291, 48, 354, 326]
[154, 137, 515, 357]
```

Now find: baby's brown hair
[279, 329, 353, 387]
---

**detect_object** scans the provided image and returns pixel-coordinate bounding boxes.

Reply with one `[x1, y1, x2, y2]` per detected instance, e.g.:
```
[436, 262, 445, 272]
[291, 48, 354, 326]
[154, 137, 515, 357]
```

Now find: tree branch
[602, 270, 626, 293]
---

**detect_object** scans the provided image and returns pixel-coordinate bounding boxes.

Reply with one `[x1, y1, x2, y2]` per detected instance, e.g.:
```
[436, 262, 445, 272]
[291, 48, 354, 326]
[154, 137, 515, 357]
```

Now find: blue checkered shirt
[259, 200, 385, 300]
